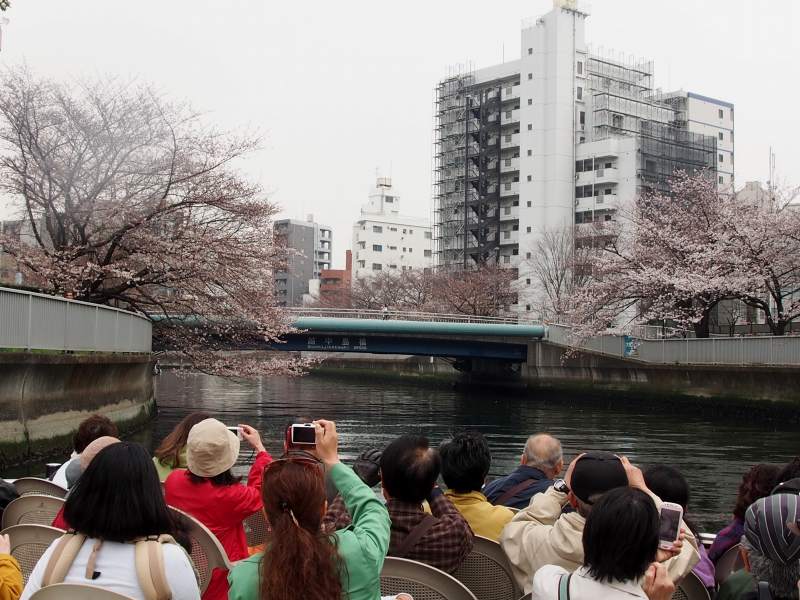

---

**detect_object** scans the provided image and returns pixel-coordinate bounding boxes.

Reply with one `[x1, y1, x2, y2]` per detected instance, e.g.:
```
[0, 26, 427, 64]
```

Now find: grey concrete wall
[524, 341, 800, 411]
[0, 353, 155, 467]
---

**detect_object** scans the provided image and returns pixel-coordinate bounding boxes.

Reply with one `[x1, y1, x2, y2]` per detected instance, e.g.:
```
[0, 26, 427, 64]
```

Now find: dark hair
[644, 464, 701, 540]
[154, 412, 211, 469]
[64, 442, 174, 542]
[644, 465, 688, 508]
[583, 487, 659, 583]
[733, 463, 780, 520]
[380, 435, 440, 504]
[440, 431, 491, 493]
[73, 415, 119, 454]
[187, 470, 241, 486]
[775, 458, 800, 488]
[260, 461, 342, 600]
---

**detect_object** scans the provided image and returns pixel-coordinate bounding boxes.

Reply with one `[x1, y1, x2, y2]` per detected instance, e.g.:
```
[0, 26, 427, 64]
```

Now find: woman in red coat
[164, 418, 272, 600]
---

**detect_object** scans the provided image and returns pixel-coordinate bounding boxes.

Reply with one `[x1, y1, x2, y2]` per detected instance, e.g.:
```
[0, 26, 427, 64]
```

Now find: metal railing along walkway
[0, 287, 151, 353]
[287, 307, 535, 325]
[547, 323, 800, 367]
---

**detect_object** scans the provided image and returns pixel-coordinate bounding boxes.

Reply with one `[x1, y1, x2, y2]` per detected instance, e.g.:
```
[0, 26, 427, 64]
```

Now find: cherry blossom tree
[0, 69, 304, 376]
[431, 264, 517, 317]
[569, 172, 745, 338]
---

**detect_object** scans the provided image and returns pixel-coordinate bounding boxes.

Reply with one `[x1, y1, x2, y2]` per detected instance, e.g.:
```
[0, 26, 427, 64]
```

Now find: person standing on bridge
[483, 433, 563, 510]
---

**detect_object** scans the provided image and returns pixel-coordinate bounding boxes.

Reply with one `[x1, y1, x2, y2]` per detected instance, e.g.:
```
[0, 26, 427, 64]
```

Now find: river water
[123, 370, 798, 531]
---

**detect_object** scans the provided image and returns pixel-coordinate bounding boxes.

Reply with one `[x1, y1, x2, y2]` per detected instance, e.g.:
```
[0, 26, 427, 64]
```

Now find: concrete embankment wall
[0, 353, 155, 468]
[523, 341, 800, 417]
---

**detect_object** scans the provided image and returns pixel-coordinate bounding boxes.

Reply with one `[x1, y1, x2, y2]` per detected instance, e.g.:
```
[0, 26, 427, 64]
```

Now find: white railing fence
[0, 287, 152, 353]
[546, 323, 800, 367]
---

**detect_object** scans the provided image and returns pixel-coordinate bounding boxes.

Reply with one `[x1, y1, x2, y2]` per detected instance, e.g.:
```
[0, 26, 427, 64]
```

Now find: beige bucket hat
[186, 418, 240, 478]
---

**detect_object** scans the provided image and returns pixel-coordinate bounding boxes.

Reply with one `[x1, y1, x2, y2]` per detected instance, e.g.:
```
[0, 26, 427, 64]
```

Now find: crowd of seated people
[0, 412, 795, 600]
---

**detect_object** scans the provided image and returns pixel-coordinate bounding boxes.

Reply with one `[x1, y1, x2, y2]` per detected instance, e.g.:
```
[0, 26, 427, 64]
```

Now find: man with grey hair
[717, 493, 800, 600]
[483, 433, 563, 509]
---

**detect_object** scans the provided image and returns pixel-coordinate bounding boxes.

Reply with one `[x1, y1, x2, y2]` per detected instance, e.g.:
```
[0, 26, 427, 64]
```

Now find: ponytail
[259, 462, 343, 600]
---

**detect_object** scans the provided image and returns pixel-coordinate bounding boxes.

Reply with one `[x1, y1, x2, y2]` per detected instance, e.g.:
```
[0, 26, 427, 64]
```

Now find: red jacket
[164, 450, 272, 600]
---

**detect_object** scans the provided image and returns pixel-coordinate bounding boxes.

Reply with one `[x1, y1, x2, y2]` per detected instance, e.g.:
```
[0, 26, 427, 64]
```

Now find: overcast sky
[0, 0, 797, 267]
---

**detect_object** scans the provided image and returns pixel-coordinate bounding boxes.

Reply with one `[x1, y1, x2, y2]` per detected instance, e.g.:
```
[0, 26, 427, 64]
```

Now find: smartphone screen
[292, 425, 316, 445]
[659, 505, 682, 544]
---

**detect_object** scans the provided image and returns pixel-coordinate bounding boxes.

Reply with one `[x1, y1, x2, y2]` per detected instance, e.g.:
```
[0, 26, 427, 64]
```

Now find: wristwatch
[553, 478, 570, 494]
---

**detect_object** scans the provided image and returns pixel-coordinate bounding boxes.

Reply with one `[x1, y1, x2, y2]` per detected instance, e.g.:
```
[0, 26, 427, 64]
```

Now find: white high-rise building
[433, 0, 734, 314]
[352, 177, 432, 280]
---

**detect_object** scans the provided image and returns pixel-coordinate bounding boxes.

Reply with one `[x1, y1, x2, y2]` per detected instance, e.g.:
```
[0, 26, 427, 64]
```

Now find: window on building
[525, 278, 531, 285]
[402, 228, 407, 234]
[357, 260, 365, 268]
[527, 124, 532, 131]
[504, 206, 511, 215]
[358, 241, 365, 249]
[528, 48, 532, 55]
[503, 255, 511, 264]
[389, 227, 398, 232]
[579, 111, 585, 126]
[424, 231, 431, 239]
[372, 244, 382, 252]
[528, 73, 533, 80]
[718, 132, 724, 141]
[583, 158, 593, 171]
[372, 263, 382, 271]
[528, 99, 533, 105]
[409, 229, 414, 234]
[605, 188, 612, 195]
[512, 224, 519, 231]
[389, 264, 397, 269]
[612, 114, 623, 128]
[372, 225, 383, 233]
[718, 109, 724, 119]
[576, 87, 583, 100]
[505, 158, 512, 167]
[604, 214, 612, 222]
[512, 200, 519, 206]
[505, 87, 513, 96]
[505, 134, 512, 142]
[575, 186, 583, 199]
[408, 248, 413, 253]
[504, 182, 512, 190]
[605, 162, 612, 169]
[645, 159, 657, 173]
[424, 250, 431, 257]
[512, 248, 519, 256]
[389, 245, 397, 250]
[506, 110, 512, 118]
[719, 154, 724, 163]
[527, 201, 532, 207]
[577, 61, 583, 75]
[719, 175, 724, 184]
[527, 149, 532, 156]
[527, 175, 532, 182]
[526, 252, 531, 259]
[526, 227, 532, 233]
[384, 197, 393, 203]
[580, 136, 585, 143]
[402, 247, 406, 252]
[503, 231, 511, 239]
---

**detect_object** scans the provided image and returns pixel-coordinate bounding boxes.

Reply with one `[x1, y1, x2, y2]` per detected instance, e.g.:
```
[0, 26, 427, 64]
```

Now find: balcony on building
[500, 204, 519, 221]
[500, 156, 520, 174]
[501, 108, 521, 125]
[500, 181, 520, 197]
[501, 133, 520, 150]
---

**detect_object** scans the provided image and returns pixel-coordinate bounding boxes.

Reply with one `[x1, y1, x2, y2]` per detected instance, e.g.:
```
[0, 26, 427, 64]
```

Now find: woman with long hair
[227, 420, 390, 600]
[153, 412, 211, 481]
[22, 442, 199, 599]
[165, 418, 272, 600]
[708, 463, 780, 563]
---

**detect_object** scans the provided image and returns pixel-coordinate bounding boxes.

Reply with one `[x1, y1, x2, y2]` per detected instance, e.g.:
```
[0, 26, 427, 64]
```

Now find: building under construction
[432, 1, 732, 312]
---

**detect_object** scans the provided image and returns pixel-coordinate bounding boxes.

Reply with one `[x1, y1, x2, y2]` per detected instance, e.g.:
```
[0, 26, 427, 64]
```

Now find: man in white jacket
[499, 451, 700, 594]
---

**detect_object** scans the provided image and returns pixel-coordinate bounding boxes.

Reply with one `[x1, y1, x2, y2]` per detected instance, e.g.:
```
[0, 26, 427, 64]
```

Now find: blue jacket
[483, 465, 553, 509]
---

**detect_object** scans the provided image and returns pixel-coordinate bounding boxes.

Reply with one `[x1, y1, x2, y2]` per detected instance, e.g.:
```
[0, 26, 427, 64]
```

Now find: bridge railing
[0, 287, 152, 353]
[547, 323, 800, 367]
[287, 307, 535, 325]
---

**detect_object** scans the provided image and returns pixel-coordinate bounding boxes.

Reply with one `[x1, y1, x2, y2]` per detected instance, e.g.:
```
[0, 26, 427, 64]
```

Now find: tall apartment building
[352, 177, 432, 280]
[274, 217, 332, 307]
[433, 0, 733, 313]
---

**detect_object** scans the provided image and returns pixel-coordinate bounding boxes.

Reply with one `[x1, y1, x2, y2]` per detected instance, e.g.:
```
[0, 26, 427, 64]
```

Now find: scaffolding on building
[434, 65, 519, 270]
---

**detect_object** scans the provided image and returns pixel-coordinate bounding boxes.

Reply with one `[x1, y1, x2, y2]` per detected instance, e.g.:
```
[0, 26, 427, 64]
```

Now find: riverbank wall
[0, 353, 155, 468]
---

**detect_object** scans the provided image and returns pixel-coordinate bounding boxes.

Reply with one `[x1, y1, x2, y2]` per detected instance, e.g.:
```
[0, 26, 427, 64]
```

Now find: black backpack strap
[394, 514, 437, 558]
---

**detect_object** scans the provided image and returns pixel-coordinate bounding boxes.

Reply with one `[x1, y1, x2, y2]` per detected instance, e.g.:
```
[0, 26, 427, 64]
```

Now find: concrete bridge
[278, 308, 547, 362]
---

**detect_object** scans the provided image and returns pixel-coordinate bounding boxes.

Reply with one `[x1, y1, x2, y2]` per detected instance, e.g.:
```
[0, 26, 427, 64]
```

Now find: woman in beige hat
[164, 418, 272, 600]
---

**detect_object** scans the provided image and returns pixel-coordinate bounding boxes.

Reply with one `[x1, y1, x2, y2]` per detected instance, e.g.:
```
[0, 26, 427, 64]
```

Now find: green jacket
[152, 448, 188, 482]
[228, 462, 390, 600]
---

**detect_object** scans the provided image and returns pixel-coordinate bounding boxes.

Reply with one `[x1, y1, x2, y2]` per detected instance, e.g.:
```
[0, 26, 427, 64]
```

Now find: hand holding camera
[313, 419, 339, 467]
